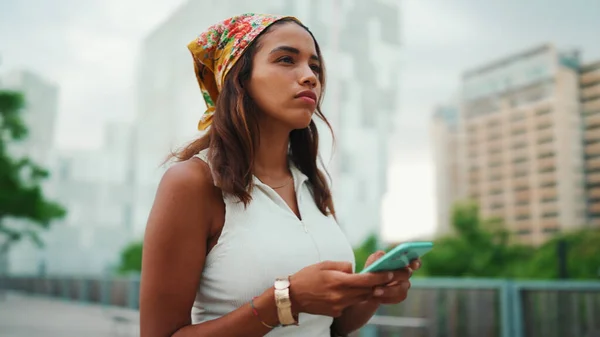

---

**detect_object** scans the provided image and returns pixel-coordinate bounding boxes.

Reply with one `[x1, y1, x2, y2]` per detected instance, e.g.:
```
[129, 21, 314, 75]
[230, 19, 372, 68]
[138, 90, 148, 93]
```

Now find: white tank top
[191, 149, 356, 336]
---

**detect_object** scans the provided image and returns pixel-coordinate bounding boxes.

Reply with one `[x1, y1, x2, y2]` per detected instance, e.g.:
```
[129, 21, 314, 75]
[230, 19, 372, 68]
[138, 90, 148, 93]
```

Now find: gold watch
[274, 277, 297, 326]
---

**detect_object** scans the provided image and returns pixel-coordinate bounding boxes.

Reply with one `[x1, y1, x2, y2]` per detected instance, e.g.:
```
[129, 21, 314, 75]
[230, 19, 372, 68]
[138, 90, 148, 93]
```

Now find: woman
[139, 13, 420, 337]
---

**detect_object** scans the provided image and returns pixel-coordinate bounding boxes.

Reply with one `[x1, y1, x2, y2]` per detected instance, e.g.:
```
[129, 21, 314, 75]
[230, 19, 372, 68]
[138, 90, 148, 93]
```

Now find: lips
[295, 90, 317, 105]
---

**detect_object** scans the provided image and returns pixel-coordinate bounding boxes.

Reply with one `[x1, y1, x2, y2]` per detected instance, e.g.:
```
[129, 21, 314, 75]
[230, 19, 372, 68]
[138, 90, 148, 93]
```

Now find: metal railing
[2, 276, 600, 337]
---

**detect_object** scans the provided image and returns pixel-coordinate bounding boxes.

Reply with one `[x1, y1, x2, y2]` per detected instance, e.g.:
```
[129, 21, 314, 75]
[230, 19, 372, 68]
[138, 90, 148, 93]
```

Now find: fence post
[499, 280, 512, 337]
[510, 283, 524, 337]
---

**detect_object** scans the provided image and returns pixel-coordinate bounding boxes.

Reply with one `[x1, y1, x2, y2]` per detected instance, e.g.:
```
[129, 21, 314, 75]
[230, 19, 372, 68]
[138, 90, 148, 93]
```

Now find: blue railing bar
[514, 280, 600, 291]
[412, 277, 508, 289]
[366, 315, 429, 328]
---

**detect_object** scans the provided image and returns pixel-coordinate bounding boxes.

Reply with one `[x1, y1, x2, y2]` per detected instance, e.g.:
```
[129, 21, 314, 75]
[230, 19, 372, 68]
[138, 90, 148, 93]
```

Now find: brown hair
[170, 19, 335, 216]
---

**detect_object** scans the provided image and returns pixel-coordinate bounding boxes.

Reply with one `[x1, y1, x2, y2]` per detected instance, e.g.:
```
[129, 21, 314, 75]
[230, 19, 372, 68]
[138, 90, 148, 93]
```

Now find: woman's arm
[139, 160, 279, 337]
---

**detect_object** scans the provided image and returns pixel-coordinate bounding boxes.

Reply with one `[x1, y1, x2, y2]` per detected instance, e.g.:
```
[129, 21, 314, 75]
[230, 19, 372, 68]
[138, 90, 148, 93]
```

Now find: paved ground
[0, 292, 139, 337]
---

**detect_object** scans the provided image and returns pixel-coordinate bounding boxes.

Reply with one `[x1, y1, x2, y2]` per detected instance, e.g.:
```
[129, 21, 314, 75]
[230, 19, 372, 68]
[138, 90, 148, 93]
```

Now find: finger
[409, 259, 421, 270]
[365, 250, 385, 266]
[340, 270, 394, 287]
[391, 268, 412, 282]
[373, 280, 411, 299]
[341, 288, 374, 305]
[320, 260, 353, 273]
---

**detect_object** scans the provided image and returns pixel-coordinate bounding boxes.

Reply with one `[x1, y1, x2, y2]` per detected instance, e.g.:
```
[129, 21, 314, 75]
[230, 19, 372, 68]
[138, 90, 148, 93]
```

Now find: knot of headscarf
[187, 13, 300, 130]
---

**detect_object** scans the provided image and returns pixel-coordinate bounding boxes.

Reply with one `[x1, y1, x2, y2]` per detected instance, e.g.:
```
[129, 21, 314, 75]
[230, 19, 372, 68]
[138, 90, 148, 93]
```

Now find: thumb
[365, 250, 386, 267]
[319, 260, 353, 273]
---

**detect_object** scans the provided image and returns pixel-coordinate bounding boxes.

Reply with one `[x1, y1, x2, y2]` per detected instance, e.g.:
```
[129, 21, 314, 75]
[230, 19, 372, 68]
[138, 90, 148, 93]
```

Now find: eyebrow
[270, 46, 319, 62]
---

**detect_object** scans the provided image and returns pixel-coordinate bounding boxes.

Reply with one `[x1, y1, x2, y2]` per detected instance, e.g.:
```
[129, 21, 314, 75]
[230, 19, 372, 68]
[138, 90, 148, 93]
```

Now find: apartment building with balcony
[433, 44, 588, 245]
[581, 61, 600, 227]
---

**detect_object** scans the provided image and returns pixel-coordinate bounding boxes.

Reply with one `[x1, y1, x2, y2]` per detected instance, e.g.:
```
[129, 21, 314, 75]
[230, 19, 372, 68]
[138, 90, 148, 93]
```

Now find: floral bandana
[188, 13, 301, 130]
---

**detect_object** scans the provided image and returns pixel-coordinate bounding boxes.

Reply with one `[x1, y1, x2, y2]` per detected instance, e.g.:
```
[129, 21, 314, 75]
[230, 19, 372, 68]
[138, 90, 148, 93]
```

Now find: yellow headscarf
[188, 13, 301, 130]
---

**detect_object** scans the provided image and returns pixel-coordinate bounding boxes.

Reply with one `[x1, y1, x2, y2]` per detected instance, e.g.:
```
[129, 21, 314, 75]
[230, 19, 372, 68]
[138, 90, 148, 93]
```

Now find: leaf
[0, 89, 66, 250]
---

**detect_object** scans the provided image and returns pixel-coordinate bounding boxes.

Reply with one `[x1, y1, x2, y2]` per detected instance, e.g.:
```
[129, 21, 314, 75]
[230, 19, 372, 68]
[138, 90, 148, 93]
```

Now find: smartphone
[359, 241, 433, 274]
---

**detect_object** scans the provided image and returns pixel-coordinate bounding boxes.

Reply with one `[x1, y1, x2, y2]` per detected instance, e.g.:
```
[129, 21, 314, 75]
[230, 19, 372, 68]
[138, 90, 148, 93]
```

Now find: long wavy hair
[170, 19, 335, 216]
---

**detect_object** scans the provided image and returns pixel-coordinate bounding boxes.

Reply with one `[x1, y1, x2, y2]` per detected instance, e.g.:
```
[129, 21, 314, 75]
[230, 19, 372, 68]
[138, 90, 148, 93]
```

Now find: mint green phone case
[359, 241, 433, 274]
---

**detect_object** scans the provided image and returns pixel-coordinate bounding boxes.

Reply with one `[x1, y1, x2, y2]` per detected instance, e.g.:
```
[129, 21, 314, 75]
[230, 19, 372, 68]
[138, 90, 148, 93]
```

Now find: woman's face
[246, 22, 322, 130]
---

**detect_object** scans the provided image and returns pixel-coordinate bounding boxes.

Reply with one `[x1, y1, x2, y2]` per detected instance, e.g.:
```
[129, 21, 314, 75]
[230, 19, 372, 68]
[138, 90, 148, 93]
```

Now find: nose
[299, 65, 318, 88]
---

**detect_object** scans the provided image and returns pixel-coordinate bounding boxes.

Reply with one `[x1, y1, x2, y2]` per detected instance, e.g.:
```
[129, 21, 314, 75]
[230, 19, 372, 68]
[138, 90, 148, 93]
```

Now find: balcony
[537, 141, 554, 155]
[513, 177, 530, 190]
[488, 153, 503, 166]
[511, 126, 527, 136]
[536, 113, 553, 126]
[585, 113, 600, 129]
[582, 98, 600, 114]
[513, 219, 532, 231]
[512, 147, 529, 160]
[589, 188, 600, 199]
[581, 84, 600, 101]
[488, 166, 503, 177]
[515, 190, 531, 202]
[537, 129, 554, 142]
[588, 157, 600, 171]
[514, 206, 530, 218]
[469, 187, 480, 197]
[538, 158, 555, 171]
[540, 219, 560, 229]
[589, 201, 600, 214]
[584, 127, 600, 143]
[540, 187, 558, 200]
[487, 210, 505, 219]
[586, 143, 600, 156]
[487, 180, 503, 192]
[538, 172, 556, 186]
[581, 69, 600, 86]
[588, 173, 600, 185]
[540, 202, 558, 215]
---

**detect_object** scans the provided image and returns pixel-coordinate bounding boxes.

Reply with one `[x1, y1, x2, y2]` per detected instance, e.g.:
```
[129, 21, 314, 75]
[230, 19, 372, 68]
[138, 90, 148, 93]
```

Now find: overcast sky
[1, 0, 599, 242]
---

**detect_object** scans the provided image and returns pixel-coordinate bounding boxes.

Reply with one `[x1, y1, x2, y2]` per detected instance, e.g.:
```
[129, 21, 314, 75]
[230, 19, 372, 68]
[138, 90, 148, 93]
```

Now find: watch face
[274, 278, 290, 290]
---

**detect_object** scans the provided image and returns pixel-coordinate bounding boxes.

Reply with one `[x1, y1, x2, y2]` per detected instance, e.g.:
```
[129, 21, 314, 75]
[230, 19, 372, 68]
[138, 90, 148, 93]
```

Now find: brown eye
[278, 56, 294, 64]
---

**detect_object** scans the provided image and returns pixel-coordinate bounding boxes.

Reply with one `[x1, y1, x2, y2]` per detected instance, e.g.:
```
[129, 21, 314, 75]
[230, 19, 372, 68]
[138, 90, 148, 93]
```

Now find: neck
[253, 121, 291, 179]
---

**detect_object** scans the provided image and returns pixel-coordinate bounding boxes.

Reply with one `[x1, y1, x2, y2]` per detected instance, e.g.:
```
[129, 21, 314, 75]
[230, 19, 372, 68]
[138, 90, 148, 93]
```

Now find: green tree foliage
[521, 229, 600, 279]
[418, 201, 533, 278]
[117, 240, 143, 274]
[0, 90, 65, 250]
[417, 200, 599, 280]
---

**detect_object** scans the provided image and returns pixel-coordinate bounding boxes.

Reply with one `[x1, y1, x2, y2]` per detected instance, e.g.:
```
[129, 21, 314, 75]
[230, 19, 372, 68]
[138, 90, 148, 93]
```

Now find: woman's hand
[289, 260, 394, 317]
[363, 251, 421, 305]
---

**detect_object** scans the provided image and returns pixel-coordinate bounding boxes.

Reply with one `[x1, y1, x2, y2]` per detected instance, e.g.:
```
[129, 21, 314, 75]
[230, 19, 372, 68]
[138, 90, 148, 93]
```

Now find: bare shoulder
[140, 157, 222, 336]
[158, 157, 217, 198]
[144, 156, 222, 251]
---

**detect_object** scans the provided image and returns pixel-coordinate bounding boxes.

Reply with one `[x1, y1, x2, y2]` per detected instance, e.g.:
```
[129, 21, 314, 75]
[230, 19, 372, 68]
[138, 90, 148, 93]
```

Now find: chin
[288, 110, 314, 129]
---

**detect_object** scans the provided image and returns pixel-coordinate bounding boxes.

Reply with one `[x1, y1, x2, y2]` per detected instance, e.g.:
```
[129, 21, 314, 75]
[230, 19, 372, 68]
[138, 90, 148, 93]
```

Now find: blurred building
[580, 61, 600, 227]
[5, 121, 136, 275]
[0, 70, 58, 166]
[0, 70, 59, 275]
[430, 104, 465, 235]
[132, 0, 402, 247]
[432, 44, 588, 245]
[0, 65, 136, 275]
